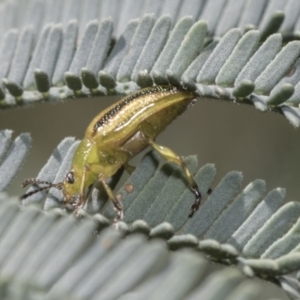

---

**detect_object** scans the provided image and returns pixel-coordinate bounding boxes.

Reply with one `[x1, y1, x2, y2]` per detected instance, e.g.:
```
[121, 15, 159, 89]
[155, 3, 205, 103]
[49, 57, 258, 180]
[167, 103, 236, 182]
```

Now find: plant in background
[0, 0, 300, 299]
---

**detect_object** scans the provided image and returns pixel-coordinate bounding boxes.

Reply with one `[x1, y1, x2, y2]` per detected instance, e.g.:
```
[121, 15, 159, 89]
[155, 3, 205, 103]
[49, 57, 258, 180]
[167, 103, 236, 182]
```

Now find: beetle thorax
[72, 138, 100, 168]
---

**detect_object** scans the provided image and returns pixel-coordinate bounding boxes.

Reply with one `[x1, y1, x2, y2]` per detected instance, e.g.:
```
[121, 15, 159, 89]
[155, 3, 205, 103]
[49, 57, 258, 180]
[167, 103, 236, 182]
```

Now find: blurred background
[1, 94, 300, 203]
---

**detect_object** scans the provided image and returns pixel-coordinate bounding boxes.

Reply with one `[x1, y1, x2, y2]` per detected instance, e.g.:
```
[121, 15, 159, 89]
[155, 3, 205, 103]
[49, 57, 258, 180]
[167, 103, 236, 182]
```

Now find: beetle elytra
[21, 85, 203, 222]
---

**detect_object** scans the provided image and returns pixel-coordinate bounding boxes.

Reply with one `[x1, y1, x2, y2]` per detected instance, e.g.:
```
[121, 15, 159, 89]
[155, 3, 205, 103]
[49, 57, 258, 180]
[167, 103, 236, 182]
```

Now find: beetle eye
[66, 171, 74, 184]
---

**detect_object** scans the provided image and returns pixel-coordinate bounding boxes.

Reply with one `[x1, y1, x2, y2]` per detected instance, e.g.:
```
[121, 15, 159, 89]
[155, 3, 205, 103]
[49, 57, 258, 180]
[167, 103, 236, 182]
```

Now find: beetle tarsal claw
[113, 209, 124, 224]
[74, 196, 84, 208]
[189, 189, 202, 218]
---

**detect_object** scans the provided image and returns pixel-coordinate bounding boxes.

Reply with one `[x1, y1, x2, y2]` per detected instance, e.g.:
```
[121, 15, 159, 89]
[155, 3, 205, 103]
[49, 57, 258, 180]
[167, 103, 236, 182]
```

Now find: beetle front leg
[77, 164, 91, 211]
[99, 177, 123, 222]
[148, 138, 201, 217]
[80, 163, 124, 222]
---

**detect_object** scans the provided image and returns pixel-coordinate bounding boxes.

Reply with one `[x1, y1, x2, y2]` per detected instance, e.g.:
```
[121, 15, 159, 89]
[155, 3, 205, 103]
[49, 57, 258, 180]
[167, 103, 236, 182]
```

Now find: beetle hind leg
[148, 138, 202, 217]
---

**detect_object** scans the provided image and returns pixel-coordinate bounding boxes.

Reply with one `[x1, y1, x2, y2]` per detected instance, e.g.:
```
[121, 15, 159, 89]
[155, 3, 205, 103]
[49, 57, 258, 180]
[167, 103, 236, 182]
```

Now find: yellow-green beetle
[22, 85, 202, 221]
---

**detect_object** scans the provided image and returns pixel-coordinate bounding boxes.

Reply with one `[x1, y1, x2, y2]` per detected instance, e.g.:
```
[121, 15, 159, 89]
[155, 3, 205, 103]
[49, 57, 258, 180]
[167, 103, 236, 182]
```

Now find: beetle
[21, 85, 203, 222]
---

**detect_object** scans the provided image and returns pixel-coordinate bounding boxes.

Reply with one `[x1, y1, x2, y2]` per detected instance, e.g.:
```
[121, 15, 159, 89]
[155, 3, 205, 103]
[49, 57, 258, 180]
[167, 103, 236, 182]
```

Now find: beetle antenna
[21, 178, 54, 188]
[20, 178, 63, 200]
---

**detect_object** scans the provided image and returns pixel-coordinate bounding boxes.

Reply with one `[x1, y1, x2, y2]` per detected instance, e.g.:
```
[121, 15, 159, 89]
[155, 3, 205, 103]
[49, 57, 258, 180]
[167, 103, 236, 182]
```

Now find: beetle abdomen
[92, 86, 182, 132]
[86, 86, 196, 146]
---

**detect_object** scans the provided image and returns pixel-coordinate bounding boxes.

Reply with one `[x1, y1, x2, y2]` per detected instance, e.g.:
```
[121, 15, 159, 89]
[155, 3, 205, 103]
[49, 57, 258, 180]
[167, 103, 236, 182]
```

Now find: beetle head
[61, 169, 82, 206]
[20, 169, 80, 207]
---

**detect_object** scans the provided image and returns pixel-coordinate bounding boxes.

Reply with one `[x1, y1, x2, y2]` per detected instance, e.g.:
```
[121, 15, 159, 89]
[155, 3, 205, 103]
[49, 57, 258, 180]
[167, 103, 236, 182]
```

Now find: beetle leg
[74, 162, 120, 207]
[75, 164, 89, 210]
[79, 162, 124, 222]
[100, 177, 123, 222]
[148, 138, 201, 217]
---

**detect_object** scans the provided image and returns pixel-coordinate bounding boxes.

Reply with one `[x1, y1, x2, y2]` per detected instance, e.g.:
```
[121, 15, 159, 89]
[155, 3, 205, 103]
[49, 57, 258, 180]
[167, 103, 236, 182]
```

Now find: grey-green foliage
[1, 1, 300, 127]
[14, 138, 292, 260]
[3, 134, 295, 299]
[0, 130, 31, 191]
[0, 199, 270, 300]
[0, 0, 298, 40]
[2, 0, 300, 299]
